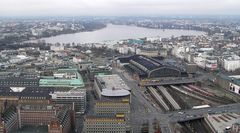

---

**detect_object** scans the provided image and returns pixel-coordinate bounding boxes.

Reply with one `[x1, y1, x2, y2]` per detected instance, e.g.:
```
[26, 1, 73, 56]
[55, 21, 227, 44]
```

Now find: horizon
[1, 0, 240, 17]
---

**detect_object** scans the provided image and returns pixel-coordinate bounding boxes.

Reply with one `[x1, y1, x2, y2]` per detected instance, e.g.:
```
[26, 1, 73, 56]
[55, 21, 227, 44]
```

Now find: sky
[0, 0, 240, 17]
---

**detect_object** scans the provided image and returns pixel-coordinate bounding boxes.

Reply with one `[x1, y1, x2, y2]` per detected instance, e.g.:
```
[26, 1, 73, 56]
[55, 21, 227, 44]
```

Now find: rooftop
[218, 74, 240, 86]
[50, 89, 86, 98]
[95, 74, 130, 97]
[205, 113, 240, 133]
[39, 68, 84, 88]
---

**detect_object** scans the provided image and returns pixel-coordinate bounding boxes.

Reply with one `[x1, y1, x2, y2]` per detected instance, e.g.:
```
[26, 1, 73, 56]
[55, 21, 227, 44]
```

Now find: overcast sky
[1, 0, 240, 16]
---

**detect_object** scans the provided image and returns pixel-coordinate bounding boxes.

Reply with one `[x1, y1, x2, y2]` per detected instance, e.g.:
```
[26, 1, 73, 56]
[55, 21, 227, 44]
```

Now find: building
[48, 106, 75, 133]
[212, 33, 224, 41]
[39, 69, 87, 114]
[17, 104, 74, 133]
[0, 106, 18, 133]
[118, 55, 186, 79]
[94, 101, 130, 116]
[50, 45, 65, 52]
[0, 72, 39, 87]
[50, 89, 86, 114]
[83, 116, 127, 133]
[215, 74, 240, 96]
[0, 86, 76, 132]
[230, 123, 240, 133]
[222, 55, 240, 72]
[193, 53, 218, 71]
[93, 74, 131, 132]
[185, 63, 198, 74]
[94, 74, 131, 101]
[18, 104, 57, 127]
[0, 87, 53, 113]
[137, 50, 159, 57]
[87, 65, 112, 81]
[39, 68, 85, 88]
[205, 57, 218, 71]
[204, 113, 240, 133]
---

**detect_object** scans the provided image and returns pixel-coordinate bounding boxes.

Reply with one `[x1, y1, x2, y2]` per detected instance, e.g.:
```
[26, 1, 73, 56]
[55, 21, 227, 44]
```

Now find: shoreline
[24, 24, 206, 44]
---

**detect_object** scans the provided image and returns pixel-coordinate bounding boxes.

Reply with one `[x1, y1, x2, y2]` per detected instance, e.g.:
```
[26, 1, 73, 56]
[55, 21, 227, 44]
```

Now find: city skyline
[1, 0, 240, 17]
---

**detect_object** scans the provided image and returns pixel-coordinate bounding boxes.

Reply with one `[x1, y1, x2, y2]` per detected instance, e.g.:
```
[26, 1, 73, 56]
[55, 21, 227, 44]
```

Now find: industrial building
[116, 55, 187, 80]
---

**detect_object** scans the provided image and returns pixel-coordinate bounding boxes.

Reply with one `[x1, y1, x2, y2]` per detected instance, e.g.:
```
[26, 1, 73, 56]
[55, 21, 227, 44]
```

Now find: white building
[118, 45, 135, 54]
[73, 57, 82, 63]
[50, 45, 64, 52]
[205, 57, 218, 70]
[94, 74, 131, 100]
[223, 55, 240, 71]
[172, 45, 185, 59]
[193, 52, 218, 70]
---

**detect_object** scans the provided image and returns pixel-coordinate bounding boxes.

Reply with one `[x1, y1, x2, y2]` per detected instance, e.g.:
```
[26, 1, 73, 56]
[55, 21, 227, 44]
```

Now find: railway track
[148, 86, 170, 111]
[157, 86, 181, 110]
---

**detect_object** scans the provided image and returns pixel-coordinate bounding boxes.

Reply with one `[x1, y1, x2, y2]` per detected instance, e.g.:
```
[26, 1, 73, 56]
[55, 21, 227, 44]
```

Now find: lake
[40, 24, 206, 44]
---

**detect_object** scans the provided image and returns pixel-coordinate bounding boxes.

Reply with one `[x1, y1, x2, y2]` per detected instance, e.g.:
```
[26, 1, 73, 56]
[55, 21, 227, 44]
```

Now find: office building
[94, 101, 130, 116]
[50, 89, 86, 114]
[94, 74, 131, 101]
[84, 116, 127, 133]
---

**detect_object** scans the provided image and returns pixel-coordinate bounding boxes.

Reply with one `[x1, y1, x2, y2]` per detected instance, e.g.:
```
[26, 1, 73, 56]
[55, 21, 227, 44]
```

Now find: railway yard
[113, 55, 240, 133]
[139, 79, 239, 133]
[143, 83, 236, 112]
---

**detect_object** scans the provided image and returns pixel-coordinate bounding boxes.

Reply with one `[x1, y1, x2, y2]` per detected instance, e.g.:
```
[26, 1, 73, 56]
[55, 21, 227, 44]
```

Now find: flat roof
[50, 89, 86, 98]
[218, 74, 240, 86]
[206, 113, 240, 133]
[96, 74, 130, 97]
[39, 69, 84, 87]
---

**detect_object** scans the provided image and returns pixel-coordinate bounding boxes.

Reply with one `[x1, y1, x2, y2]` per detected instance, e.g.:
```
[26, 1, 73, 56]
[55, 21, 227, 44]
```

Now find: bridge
[139, 77, 198, 86]
[130, 103, 240, 133]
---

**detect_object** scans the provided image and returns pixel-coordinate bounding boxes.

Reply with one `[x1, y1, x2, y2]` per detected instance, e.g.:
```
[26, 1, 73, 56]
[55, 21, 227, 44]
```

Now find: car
[178, 111, 184, 115]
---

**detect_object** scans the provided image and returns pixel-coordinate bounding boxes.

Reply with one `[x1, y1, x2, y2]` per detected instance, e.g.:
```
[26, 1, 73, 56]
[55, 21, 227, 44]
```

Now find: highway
[112, 67, 240, 133]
